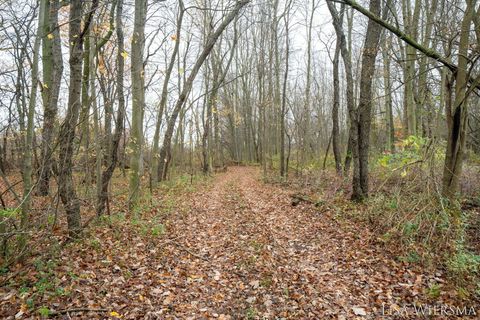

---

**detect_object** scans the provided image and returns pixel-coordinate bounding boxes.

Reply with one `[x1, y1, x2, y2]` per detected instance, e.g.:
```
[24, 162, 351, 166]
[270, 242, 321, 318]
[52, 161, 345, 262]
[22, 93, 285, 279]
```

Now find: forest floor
[1, 166, 477, 319]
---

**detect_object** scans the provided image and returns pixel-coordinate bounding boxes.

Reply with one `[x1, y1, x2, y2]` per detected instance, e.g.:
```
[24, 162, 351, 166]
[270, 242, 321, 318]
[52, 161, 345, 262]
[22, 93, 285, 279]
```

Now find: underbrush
[0, 170, 210, 274]
[274, 136, 480, 300]
[365, 190, 480, 299]
[364, 137, 480, 299]
[0, 171, 211, 316]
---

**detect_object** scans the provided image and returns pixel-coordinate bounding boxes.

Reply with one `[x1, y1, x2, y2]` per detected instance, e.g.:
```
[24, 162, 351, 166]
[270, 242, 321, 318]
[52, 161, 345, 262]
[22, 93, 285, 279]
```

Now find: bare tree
[57, 0, 98, 237]
[157, 0, 249, 181]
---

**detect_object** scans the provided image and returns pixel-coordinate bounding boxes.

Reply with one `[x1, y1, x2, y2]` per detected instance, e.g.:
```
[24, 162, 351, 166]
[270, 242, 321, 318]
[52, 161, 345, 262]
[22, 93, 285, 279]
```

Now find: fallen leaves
[0, 167, 470, 318]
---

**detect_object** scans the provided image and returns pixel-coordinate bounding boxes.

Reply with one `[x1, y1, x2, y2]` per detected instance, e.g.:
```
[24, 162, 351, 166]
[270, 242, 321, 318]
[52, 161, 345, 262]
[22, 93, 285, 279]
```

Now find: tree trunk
[97, 0, 126, 215]
[352, 0, 382, 201]
[58, 0, 98, 237]
[20, 0, 47, 250]
[442, 0, 475, 200]
[37, 0, 62, 196]
[382, 36, 395, 152]
[303, 0, 316, 165]
[280, 4, 291, 177]
[327, 0, 356, 180]
[151, 1, 184, 186]
[128, 0, 147, 209]
[332, 19, 343, 175]
[416, 0, 437, 137]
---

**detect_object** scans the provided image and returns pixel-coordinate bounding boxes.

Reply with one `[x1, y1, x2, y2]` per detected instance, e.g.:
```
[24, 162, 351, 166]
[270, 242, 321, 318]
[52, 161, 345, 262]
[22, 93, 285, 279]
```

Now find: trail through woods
[152, 167, 446, 319]
[1, 167, 460, 319]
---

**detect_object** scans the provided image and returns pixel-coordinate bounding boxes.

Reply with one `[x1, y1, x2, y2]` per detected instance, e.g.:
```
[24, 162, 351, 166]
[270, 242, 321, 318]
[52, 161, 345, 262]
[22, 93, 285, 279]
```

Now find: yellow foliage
[110, 311, 122, 318]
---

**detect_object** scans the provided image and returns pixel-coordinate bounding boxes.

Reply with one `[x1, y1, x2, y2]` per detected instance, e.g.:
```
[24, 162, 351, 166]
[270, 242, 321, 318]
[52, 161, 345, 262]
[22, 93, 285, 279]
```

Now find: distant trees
[156, 0, 249, 181]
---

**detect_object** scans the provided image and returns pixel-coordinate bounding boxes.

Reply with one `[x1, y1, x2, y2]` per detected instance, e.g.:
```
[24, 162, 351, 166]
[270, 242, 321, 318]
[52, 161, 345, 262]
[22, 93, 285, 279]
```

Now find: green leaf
[38, 306, 51, 317]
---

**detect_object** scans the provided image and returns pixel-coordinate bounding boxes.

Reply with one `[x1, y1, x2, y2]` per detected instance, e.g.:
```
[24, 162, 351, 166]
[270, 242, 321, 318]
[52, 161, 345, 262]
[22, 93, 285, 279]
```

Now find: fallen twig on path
[172, 241, 209, 261]
[47, 308, 108, 316]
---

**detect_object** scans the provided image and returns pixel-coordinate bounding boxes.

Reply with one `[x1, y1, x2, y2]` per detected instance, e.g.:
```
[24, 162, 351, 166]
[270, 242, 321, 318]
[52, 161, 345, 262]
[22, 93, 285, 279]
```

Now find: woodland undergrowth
[267, 136, 480, 299]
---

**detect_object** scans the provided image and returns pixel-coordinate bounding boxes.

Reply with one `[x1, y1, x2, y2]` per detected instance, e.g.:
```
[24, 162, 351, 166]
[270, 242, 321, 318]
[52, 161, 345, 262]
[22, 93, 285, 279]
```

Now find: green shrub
[447, 250, 480, 275]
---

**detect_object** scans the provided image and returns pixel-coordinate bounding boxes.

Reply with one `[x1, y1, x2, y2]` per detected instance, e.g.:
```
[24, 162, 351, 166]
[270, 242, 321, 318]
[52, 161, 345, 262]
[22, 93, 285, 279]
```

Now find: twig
[374, 159, 424, 193]
[0, 269, 23, 286]
[158, 235, 185, 246]
[391, 159, 423, 172]
[172, 241, 209, 261]
[48, 308, 108, 316]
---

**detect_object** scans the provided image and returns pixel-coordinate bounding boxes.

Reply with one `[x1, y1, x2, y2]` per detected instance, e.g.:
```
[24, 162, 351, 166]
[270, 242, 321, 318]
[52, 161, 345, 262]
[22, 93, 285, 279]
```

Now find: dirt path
[150, 167, 435, 319]
[0, 167, 453, 319]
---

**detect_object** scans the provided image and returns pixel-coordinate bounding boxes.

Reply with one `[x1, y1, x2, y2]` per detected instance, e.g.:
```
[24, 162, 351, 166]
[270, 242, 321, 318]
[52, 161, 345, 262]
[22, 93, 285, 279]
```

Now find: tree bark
[97, 0, 126, 215]
[332, 14, 343, 175]
[327, 0, 356, 182]
[353, 0, 382, 200]
[280, 3, 291, 177]
[20, 0, 47, 250]
[442, 0, 476, 200]
[151, 1, 184, 185]
[128, 0, 147, 209]
[58, 0, 98, 237]
[382, 35, 395, 152]
[37, 0, 63, 196]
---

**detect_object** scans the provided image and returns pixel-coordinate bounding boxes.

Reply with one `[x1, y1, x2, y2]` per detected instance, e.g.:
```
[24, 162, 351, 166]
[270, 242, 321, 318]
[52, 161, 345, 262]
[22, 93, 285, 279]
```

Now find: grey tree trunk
[97, 0, 126, 215]
[280, 2, 291, 177]
[129, 0, 147, 209]
[58, 0, 98, 237]
[37, 0, 63, 196]
[327, 0, 356, 181]
[353, 0, 382, 200]
[382, 40, 395, 153]
[151, 1, 184, 186]
[442, 0, 476, 200]
[20, 0, 47, 250]
[331, 9, 343, 175]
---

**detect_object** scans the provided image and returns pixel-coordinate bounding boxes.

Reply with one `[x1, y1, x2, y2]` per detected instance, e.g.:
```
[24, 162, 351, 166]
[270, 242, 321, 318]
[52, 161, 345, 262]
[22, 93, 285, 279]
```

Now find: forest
[0, 0, 480, 318]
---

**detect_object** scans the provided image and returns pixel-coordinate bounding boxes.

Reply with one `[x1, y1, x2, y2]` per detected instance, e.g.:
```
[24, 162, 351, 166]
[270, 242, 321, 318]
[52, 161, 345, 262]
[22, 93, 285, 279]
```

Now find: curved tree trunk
[158, 0, 249, 181]
[332, 26, 342, 175]
[151, 1, 184, 186]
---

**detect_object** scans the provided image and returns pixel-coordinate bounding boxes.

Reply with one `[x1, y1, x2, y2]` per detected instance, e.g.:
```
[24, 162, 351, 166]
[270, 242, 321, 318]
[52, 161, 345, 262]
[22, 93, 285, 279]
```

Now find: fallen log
[290, 194, 324, 207]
